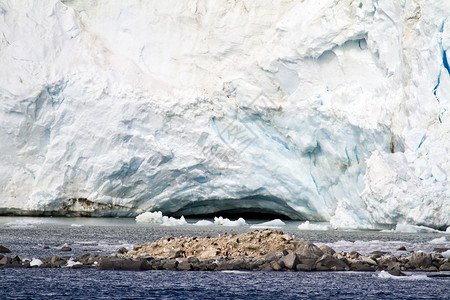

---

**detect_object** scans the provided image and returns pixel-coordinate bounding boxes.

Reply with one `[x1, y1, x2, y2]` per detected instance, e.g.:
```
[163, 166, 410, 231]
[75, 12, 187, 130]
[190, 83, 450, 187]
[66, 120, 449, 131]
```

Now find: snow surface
[0, 0, 450, 229]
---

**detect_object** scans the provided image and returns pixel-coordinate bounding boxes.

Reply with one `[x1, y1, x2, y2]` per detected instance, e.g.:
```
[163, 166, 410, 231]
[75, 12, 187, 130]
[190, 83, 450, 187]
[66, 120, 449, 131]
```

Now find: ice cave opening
[168, 196, 305, 220]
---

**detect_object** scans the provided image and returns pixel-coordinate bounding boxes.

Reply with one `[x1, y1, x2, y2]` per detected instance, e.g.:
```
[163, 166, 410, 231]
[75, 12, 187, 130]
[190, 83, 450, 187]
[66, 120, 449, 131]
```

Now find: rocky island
[1, 230, 449, 276]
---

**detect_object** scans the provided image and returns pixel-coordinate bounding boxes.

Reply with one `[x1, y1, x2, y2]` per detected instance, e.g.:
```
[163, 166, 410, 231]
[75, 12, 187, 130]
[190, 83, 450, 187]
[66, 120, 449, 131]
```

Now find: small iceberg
[136, 211, 164, 223]
[297, 221, 332, 231]
[214, 217, 247, 227]
[136, 211, 187, 226]
[30, 258, 43, 267]
[161, 216, 188, 226]
[194, 220, 214, 226]
[250, 219, 286, 229]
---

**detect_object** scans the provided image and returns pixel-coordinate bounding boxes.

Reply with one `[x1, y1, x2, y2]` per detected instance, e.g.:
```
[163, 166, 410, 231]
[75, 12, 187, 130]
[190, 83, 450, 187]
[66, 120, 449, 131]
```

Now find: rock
[53, 259, 67, 267]
[295, 240, 324, 259]
[60, 246, 72, 252]
[319, 245, 335, 256]
[388, 269, 406, 276]
[11, 256, 21, 263]
[177, 261, 192, 271]
[259, 262, 273, 271]
[315, 255, 349, 271]
[349, 251, 360, 259]
[295, 263, 314, 272]
[280, 252, 300, 270]
[187, 256, 199, 264]
[168, 249, 185, 259]
[50, 256, 60, 265]
[0, 246, 11, 253]
[409, 252, 432, 269]
[0, 256, 12, 265]
[350, 261, 376, 271]
[397, 246, 407, 251]
[439, 262, 450, 271]
[206, 261, 218, 271]
[118, 247, 128, 254]
[370, 251, 388, 258]
[161, 259, 178, 270]
[270, 261, 282, 271]
[359, 256, 378, 266]
[100, 257, 150, 271]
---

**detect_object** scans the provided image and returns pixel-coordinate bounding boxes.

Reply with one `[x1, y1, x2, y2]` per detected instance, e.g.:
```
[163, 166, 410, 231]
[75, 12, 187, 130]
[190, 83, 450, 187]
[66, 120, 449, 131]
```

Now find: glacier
[0, 0, 449, 229]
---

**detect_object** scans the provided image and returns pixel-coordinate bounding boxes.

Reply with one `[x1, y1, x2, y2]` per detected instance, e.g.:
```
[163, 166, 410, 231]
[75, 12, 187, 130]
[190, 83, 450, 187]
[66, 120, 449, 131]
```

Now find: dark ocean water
[0, 217, 449, 299]
[1, 268, 449, 300]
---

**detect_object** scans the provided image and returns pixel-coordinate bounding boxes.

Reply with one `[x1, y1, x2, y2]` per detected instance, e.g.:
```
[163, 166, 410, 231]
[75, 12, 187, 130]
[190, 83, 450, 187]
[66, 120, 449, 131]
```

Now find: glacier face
[0, 0, 449, 229]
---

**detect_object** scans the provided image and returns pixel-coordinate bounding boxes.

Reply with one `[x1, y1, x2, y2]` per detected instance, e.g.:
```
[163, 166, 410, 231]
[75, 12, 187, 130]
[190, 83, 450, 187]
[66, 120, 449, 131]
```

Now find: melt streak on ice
[0, 0, 449, 229]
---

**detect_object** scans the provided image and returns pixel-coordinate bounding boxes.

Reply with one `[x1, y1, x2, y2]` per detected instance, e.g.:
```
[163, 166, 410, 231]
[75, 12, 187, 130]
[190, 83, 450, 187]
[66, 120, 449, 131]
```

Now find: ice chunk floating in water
[0, 0, 450, 230]
[250, 219, 286, 229]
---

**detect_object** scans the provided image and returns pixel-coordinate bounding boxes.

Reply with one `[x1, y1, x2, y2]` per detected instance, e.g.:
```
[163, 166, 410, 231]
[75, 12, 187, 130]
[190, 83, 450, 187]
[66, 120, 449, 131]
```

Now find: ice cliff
[0, 0, 449, 229]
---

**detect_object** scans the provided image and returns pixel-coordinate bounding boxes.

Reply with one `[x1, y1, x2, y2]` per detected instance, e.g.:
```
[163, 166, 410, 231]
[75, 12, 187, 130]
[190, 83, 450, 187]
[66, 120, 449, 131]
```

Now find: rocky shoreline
[1, 230, 449, 276]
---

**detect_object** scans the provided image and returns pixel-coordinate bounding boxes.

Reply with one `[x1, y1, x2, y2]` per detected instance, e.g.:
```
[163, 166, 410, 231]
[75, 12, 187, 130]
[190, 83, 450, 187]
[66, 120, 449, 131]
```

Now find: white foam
[135, 211, 163, 224]
[193, 220, 214, 226]
[446, 226, 450, 234]
[29, 258, 43, 267]
[442, 250, 450, 258]
[429, 237, 447, 244]
[297, 221, 332, 231]
[394, 224, 439, 233]
[250, 219, 286, 229]
[214, 217, 247, 227]
[70, 224, 83, 227]
[376, 271, 430, 280]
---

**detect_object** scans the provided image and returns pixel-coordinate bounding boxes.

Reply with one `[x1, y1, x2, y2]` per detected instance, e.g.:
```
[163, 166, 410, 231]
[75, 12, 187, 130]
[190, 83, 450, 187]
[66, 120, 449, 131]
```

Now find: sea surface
[0, 217, 449, 299]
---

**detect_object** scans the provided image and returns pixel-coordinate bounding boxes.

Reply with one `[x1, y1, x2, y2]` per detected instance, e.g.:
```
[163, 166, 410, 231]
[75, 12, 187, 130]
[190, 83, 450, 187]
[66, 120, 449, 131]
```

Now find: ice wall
[0, 0, 449, 229]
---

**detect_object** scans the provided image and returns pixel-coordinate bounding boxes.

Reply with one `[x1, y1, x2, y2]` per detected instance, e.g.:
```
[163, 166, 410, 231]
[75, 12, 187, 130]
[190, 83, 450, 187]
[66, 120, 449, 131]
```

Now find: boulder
[280, 252, 300, 270]
[388, 269, 406, 276]
[350, 261, 376, 271]
[0, 246, 11, 253]
[168, 249, 185, 259]
[370, 251, 388, 259]
[295, 240, 324, 259]
[161, 259, 178, 270]
[0, 256, 12, 265]
[397, 246, 407, 251]
[270, 261, 282, 271]
[100, 257, 150, 271]
[177, 261, 192, 271]
[439, 262, 450, 271]
[319, 245, 335, 256]
[315, 255, 349, 271]
[409, 252, 432, 269]
[117, 247, 128, 254]
[295, 263, 314, 272]
[60, 246, 72, 252]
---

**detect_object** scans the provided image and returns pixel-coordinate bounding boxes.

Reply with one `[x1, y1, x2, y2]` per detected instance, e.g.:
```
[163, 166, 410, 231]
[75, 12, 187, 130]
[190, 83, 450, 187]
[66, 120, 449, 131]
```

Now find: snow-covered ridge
[0, 0, 449, 229]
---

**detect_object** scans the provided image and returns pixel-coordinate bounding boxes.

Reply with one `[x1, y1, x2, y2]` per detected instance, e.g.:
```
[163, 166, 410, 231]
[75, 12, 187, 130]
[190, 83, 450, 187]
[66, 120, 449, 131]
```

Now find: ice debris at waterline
[250, 219, 286, 229]
[135, 211, 248, 227]
[135, 211, 187, 226]
[297, 221, 333, 231]
[1, 0, 450, 230]
[1, 230, 450, 273]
